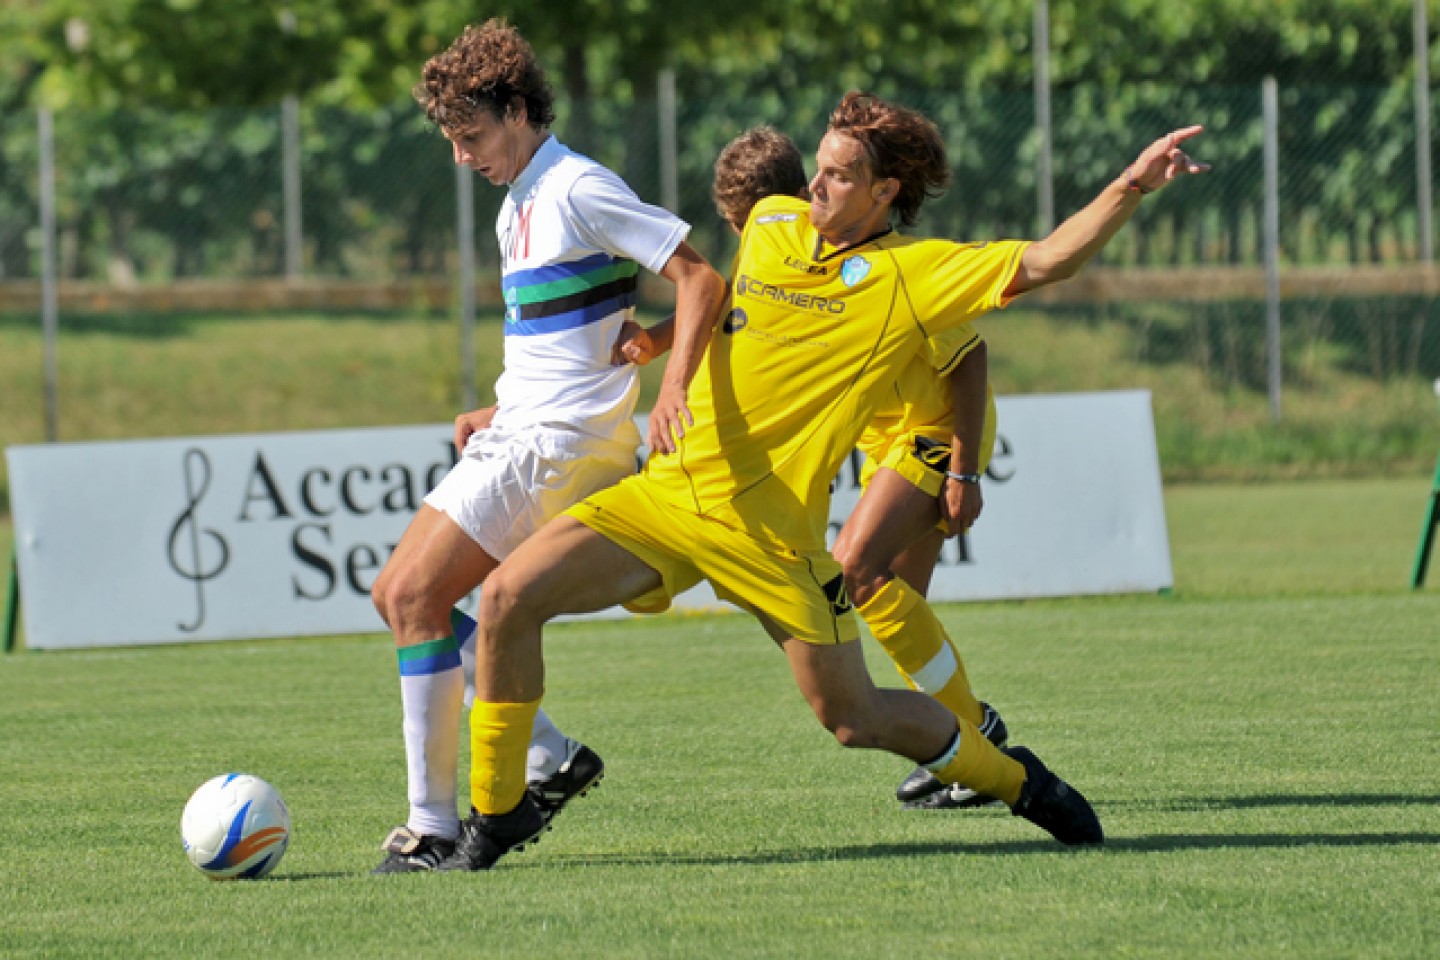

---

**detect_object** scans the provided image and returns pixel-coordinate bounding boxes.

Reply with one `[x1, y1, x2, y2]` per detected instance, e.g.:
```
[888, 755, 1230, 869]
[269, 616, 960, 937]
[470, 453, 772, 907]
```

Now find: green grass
[982, 311, 1440, 483]
[1165, 476, 1433, 596]
[4, 305, 1440, 955]
[3, 479, 1440, 958]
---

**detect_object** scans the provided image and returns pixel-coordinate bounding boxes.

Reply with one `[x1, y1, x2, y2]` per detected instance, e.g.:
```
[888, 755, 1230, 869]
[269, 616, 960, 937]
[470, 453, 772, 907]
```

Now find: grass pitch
[2, 479, 1439, 958]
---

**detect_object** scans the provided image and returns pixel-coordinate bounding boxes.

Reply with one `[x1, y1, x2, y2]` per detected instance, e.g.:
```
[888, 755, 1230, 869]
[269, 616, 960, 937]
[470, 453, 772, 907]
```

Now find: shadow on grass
[498, 839, 1085, 868]
[1103, 831, 1440, 853]
[269, 824, 1440, 879]
[1110, 792, 1440, 812]
[530, 829, 1440, 869]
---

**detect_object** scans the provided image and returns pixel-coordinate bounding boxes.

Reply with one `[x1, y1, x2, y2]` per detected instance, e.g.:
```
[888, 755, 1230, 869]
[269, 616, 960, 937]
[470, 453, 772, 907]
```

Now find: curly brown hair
[712, 126, 809, 229]
[826, 91, 949, 228]
[413, 19, 556, 132]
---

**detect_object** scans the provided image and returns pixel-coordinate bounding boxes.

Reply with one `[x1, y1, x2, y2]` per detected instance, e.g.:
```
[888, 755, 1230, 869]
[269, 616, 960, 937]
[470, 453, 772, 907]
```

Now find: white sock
[455, 613, 478, 709]
[527, 710, 571, 782]
[397, 637, 465, 840]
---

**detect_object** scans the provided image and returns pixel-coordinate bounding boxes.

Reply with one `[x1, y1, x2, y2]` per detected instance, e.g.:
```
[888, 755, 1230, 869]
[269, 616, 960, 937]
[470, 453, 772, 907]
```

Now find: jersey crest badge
[840, 255, 871, 287]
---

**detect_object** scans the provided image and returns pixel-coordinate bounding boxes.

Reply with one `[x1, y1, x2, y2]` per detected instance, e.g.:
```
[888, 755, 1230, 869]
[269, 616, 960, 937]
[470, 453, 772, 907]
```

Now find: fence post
[282, 95, 303, 278]
[658, 68, 679, 214]
[456, 163, 477, 412]
[1033, 0, 1055, 234]
[1262, 77, 1282, 422]
[1416, 0, 1434, 263]
[280, 6, 302, 278]
[39, 107, 59, 443]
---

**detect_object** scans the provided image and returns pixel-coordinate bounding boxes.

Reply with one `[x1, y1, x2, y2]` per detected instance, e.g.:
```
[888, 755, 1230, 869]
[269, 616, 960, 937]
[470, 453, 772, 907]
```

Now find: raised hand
[1126, 126, 1210, 194]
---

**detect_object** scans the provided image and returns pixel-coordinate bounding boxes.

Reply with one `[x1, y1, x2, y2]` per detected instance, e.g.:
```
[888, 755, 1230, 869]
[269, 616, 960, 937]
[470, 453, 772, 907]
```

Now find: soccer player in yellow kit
[632, 126, 1007, 809]
[436, 93, 1206, 870]
[839, 313, 1007, 808]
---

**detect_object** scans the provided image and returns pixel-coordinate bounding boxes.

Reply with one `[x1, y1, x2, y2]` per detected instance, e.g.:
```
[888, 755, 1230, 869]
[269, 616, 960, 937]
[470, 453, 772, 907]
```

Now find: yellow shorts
[858, 429, 952, 498]
[565, 475, 860, 645]
[858, 388, 998, 498]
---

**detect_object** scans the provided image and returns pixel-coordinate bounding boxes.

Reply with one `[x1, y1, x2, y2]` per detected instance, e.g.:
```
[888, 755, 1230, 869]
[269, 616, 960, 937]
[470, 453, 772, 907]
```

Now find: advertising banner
[7, 391, 1171, 650]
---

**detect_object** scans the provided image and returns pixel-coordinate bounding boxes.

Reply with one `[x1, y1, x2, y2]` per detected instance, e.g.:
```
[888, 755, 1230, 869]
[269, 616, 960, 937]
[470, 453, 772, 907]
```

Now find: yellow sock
[469, 698, 542, 815]
[857, 577, 983, 727]
[928, 719, 1024, 808]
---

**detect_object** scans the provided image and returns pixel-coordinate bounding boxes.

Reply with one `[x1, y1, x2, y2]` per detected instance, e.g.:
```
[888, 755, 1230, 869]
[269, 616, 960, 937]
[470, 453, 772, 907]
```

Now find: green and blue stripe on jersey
[502, 252, 639, 336]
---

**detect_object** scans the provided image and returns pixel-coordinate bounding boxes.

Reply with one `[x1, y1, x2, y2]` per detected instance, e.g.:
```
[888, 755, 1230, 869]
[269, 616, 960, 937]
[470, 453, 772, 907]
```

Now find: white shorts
[424, 425, 636, 561]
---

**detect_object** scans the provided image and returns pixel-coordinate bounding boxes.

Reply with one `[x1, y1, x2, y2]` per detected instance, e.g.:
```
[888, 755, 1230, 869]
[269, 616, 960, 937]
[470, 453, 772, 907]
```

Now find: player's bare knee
[811, 703, 883, 749]
[477, 565, 544, 633]
[376, 566, 434, 634]
[839, 548, 889, 607]
[843, 567, 889, 609]
[369, 569, 395, 624]
[829, 721, 884, 750]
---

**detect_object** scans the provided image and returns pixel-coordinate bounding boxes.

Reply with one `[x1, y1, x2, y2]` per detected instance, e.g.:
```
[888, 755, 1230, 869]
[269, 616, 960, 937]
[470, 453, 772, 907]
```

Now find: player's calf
[898, 701, 1008, 806]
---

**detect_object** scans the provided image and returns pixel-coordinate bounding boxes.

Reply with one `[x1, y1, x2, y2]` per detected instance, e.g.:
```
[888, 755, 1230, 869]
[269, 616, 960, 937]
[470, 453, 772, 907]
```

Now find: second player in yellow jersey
[638, 193, 1026, 554]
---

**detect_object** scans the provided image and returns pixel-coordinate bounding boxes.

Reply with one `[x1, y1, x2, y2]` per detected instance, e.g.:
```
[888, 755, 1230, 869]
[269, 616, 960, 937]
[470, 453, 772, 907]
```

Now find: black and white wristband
[946, 471, 983, 484]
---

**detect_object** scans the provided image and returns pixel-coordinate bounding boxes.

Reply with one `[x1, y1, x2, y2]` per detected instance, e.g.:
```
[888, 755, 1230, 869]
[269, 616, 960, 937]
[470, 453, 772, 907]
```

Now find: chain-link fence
[4, 79, 1440, 467]
[4, 81, 1435, 279]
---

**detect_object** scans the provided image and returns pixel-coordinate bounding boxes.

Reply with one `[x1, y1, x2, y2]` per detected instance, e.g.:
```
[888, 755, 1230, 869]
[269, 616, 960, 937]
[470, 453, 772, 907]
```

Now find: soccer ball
[180, 774, 290, 880]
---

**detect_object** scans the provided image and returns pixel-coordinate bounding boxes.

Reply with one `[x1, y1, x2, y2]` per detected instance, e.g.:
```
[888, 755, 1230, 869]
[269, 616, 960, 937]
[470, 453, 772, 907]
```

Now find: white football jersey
[491, 136, 689, 447]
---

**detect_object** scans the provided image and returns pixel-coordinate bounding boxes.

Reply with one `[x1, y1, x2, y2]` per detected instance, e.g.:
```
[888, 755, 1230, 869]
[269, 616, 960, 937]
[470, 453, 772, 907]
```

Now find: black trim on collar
[812, 227, 893, 262]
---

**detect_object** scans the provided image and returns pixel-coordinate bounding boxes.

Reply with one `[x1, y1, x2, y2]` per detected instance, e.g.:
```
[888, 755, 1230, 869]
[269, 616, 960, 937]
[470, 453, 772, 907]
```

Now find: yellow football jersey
[858, 323, 985, 461]
[641, 195, 1028, 551]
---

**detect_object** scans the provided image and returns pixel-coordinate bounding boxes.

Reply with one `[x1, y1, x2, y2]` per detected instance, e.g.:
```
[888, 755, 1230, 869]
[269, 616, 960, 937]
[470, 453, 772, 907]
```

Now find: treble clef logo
[167, 448, 231, 632]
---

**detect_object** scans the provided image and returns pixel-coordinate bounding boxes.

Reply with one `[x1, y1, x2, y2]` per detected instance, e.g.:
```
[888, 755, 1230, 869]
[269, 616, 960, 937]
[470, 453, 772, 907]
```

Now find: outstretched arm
[646, 242, 727, 455]
[1006, 126, 1209, 298]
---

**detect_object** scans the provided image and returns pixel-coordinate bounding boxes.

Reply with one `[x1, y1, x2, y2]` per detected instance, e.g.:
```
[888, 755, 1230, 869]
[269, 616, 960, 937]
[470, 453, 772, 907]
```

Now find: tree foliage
[9, 1, 1424, 110]
[1, 1, 1435, 281]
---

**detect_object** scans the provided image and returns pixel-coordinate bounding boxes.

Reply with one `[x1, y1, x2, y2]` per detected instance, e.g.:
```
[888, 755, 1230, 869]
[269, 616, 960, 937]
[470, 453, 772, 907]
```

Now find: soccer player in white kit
[368, 19, 725, 874]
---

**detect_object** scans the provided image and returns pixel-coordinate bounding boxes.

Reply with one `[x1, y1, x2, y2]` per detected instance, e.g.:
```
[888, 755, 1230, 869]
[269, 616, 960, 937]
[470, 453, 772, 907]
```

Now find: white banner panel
[843, 389, 1175, 603]
[8, 426, 461, 649]
[7, 390, 1170, 650]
